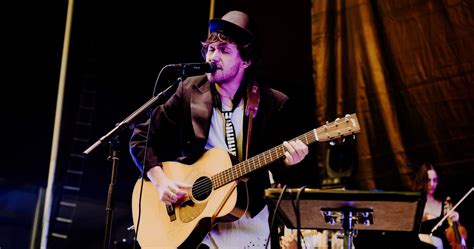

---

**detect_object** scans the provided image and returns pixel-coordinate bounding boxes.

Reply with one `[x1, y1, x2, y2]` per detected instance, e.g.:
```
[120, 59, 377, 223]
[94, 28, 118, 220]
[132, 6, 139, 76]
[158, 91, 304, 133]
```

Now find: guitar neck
[211, 129, 318, 189]
[210, 113, 360, 190]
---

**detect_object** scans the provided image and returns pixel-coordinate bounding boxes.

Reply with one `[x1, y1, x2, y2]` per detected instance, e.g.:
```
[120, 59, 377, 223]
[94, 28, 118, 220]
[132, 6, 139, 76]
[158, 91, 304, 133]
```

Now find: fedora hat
[209, 10, 255, 45]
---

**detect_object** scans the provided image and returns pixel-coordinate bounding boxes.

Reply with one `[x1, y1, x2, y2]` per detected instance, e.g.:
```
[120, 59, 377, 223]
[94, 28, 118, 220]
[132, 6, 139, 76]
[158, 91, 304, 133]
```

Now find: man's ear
[242, 60, 252, 68]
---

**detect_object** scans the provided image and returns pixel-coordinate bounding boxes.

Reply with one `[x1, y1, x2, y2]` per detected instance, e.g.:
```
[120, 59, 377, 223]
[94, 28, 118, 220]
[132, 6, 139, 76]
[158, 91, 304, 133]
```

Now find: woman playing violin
[413, 162, 462, 249]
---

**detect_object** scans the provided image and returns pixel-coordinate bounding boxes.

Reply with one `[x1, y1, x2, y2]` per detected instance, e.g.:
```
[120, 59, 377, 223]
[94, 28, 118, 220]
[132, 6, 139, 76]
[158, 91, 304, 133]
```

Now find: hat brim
[209, 19, 255, 45]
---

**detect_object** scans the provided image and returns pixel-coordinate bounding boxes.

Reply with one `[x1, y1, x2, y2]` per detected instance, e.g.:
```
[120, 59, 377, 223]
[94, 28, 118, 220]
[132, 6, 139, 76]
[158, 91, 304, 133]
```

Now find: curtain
[311, 0, 474, 191]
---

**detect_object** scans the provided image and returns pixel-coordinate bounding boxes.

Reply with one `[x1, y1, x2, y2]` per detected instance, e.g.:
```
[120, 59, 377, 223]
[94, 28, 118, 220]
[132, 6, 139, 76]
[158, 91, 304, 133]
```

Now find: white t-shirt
[202, 102, 271, 248]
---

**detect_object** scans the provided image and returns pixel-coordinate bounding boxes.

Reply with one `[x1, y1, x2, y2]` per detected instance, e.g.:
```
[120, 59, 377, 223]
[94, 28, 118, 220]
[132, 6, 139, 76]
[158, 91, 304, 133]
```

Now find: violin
[431, 188, 473, 248]
[444, 196, 468, 249]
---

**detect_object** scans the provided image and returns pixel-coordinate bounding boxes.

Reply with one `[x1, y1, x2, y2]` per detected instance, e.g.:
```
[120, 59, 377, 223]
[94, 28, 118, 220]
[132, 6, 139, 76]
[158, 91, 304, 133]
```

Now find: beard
[206, 62, 242, 84]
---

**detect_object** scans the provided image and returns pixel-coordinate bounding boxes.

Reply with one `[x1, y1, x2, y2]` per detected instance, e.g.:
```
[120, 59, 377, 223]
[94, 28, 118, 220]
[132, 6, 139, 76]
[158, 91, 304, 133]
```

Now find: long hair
[413, 162, 443, 200]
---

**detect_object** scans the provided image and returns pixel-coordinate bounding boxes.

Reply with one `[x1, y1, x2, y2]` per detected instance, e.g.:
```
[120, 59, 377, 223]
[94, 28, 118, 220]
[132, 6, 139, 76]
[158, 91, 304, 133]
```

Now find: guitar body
[131, 147, 248, 249]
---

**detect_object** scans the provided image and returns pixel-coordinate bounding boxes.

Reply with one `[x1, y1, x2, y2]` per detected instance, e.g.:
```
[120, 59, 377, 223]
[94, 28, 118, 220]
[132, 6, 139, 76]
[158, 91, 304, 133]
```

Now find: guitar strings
[190, 146, 284, 195]
[190, 133, 311, 196]
[189, 122, 353, 197]
[189, 146, 288, 197]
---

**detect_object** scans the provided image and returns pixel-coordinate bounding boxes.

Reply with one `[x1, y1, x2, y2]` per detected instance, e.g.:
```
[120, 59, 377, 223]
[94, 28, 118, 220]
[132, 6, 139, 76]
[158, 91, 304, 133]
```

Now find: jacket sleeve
[129, 80, 185, 174]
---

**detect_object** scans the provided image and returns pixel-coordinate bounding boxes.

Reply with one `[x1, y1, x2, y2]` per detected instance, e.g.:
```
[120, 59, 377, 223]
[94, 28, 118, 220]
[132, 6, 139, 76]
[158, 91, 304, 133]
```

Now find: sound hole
[192, 176, 212, 201]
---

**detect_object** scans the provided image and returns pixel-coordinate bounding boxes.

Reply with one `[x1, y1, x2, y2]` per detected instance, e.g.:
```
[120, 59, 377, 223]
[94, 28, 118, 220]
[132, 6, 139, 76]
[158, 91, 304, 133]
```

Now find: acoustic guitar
[131, 114, 360, 249]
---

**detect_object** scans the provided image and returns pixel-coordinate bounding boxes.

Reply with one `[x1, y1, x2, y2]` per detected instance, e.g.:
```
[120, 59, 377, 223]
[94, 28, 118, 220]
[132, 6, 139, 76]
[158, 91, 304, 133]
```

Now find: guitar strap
[245, 81, 260, 160]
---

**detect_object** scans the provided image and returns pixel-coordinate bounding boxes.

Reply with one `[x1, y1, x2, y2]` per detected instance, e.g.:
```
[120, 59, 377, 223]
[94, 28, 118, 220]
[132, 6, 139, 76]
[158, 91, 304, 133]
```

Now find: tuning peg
[342, 137, 346, 143]
[329, 140, 336, 146]
[352, 134, 357, 140]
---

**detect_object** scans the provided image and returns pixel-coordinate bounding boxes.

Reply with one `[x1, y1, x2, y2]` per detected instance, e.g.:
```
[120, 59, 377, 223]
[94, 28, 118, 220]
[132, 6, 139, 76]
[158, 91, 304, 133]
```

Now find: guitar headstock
[316, 114, 360, 142]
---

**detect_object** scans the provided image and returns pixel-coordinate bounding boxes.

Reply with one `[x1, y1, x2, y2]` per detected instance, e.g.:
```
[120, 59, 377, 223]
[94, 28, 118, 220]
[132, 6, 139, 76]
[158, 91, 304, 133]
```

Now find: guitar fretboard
[211, 129, 318, 189]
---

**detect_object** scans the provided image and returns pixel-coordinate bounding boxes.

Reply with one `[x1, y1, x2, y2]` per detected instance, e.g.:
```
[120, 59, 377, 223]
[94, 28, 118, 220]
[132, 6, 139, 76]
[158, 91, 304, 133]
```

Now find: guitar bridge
[166, 204, 176, 221]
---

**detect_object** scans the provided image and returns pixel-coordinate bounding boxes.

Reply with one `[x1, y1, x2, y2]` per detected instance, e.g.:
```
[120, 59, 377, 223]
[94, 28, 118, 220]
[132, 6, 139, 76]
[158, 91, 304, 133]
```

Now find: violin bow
[430, 187, 474, 236]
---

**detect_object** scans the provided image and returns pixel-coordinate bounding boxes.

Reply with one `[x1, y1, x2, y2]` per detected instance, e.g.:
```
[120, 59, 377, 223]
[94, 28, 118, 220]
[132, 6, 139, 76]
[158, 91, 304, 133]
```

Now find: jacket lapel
[190, 80, 213, 142]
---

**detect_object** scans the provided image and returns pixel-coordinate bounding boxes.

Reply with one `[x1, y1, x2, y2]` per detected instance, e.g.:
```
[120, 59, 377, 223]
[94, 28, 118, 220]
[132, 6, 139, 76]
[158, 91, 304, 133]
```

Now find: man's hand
[147, 166, 192, 205]
[282, 139, 308, 167]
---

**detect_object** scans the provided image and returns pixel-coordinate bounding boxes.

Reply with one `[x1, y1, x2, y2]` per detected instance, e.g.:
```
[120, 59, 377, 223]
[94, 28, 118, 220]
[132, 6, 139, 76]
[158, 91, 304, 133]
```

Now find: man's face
[205, 41, 247, 84]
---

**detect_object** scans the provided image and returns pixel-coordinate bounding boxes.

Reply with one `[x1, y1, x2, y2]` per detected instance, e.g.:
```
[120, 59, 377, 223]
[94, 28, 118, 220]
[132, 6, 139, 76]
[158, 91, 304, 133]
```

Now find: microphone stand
[83, 75, 186, 249]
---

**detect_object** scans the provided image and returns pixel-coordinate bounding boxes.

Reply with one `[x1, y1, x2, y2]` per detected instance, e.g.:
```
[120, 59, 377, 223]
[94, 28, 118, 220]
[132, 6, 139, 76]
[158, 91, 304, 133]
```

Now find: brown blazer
[129, 75, 292, 216]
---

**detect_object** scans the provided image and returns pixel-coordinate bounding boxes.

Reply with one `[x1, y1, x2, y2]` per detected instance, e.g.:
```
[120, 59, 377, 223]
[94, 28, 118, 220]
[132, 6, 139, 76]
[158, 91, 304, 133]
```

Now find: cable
[294, 185, 309, 249]
[133, 64, 174, 249]
[132, 122, 152, 249]
[265, 184, 288, 249]
[152, 64, 174, 96]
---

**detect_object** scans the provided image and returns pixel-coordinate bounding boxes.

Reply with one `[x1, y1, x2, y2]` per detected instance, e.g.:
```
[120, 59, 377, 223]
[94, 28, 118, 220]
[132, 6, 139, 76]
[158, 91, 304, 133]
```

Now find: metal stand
[264, 188, 425, 249]
[83, 75, 185, 249]
[321, 207, 374, 249]
[102, 137, 120, 249]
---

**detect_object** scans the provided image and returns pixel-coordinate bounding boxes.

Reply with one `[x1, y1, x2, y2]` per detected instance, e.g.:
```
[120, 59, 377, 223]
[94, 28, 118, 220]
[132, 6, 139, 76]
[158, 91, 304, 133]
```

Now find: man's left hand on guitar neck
[282, 139, 308, 167]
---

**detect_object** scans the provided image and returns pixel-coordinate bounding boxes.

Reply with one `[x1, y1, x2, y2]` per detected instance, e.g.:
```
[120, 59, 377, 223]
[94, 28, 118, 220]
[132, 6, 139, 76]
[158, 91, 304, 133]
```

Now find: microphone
[166, 62, 217, 76]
